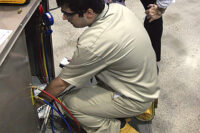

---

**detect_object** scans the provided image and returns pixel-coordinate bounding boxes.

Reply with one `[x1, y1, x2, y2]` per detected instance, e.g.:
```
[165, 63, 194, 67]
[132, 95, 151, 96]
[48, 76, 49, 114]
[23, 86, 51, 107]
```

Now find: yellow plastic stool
[136, 102, 155, 121]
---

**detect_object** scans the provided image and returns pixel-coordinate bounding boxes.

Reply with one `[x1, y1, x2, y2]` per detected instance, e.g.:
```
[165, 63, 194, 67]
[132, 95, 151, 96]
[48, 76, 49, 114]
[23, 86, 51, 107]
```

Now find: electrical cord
[50, 107, 55, 133]
[31, 86, 81, 133]
[40, 88, 81, 133]
[54, 101, 62, 113]
[49, 7, 59, 11]
[41, 32, 49, 82]
[41, 99, 73, 133]
[38, 27, 48, 83]
[43, 33, 50, 82]
[30, 87, 35, 105]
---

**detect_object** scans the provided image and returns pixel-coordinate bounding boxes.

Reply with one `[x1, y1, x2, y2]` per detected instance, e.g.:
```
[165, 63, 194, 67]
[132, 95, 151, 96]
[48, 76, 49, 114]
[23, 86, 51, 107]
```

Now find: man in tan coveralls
[39, 0, 160, 132]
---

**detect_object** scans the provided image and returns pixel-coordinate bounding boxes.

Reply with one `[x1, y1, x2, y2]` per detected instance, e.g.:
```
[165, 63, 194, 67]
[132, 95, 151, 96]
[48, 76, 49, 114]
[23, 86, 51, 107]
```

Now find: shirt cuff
[156, 0, 175, 9]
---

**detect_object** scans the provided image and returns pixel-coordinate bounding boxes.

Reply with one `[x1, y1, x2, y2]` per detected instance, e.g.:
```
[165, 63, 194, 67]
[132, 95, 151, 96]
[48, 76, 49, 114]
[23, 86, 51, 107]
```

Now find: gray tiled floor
[48, 0, 200, 133]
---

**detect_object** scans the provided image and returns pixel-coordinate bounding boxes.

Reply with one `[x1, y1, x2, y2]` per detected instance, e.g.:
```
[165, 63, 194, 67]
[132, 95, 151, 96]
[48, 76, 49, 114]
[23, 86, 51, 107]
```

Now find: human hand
[34, 97, 49, 119]
[145, 4, 165, 23]
[34, 97, 45, 109]
[31, 84, 49, 108]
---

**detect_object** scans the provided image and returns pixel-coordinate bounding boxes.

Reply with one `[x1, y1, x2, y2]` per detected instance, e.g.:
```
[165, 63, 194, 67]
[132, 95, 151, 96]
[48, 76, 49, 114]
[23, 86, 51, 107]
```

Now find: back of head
[56, 0, 105, 16]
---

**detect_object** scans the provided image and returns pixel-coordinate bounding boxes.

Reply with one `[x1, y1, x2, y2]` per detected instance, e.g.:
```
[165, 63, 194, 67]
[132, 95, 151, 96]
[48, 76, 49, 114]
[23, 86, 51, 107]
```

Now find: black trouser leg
[140, 0, 163, 62]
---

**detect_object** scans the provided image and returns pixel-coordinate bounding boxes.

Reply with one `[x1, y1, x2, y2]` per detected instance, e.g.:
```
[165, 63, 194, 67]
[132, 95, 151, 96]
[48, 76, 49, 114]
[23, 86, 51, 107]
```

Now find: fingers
[68, 57, 72, 61]
[148, 18, 154, 23]
[146, 15, 154, 23]
[146, 15, 151, 20]
[34, 97, 45, 108]
[147, 15, 162, 23]
[145, 4, 162, 22]
[147, 4, 155, 9]
[145, 10, 149, 15]
[148, 4, 158, 9]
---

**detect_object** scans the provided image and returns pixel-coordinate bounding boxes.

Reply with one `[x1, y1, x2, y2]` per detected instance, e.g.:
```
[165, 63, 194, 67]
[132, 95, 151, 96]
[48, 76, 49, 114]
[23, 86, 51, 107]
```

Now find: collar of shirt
[91, 3, 109, 26]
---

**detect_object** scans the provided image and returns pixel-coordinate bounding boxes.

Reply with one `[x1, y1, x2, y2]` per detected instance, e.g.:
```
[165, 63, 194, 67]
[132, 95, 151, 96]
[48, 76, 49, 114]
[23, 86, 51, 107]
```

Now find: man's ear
[84, 8, 96, 19]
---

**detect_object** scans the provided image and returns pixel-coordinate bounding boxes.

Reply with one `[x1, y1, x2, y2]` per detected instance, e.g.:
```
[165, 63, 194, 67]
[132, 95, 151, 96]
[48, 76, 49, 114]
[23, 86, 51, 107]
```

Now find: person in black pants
[140, 0, 163, 62]
[108, 0, 174, 62]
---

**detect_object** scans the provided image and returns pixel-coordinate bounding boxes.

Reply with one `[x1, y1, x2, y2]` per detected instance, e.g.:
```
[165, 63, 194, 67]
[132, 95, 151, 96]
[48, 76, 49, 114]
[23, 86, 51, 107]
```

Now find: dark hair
[56, 0, 105, 17]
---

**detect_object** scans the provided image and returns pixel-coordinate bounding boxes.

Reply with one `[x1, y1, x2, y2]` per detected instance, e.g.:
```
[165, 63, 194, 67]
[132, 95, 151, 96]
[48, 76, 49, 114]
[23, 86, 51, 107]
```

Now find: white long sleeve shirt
[156, 0, 175, 9]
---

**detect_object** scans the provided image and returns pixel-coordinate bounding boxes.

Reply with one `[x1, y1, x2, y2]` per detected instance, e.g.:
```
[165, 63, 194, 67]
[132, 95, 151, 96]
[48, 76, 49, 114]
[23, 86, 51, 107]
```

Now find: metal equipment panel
[0, 0, 41, 65]
[0, 30, 39, 133]
[0, 0, 55, 132]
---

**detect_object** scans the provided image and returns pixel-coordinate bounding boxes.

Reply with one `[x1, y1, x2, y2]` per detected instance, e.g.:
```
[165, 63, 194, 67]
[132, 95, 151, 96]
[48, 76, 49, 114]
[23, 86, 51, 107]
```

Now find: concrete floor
[49, 0, 200, 133]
